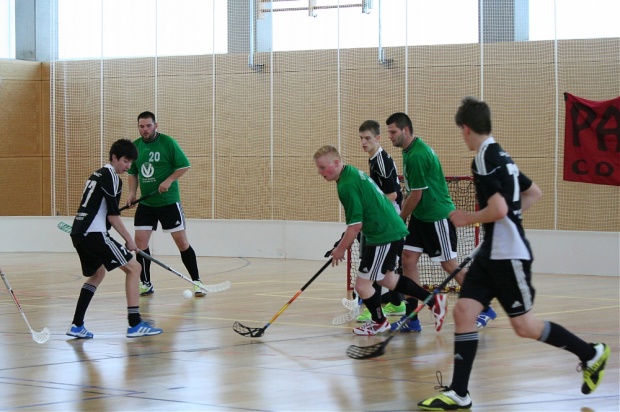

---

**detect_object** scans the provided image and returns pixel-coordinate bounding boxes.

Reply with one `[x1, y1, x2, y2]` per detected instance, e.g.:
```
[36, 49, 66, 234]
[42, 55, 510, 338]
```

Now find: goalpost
[347, 176, 480, 296]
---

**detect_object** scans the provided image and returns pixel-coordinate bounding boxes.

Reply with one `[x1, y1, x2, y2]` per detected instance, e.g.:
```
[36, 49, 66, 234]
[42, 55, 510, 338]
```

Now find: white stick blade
[32, 327, 51, 344]
[342, 297, 359, 311]
[204, 281, 231, 293]
[332, 306, 360, 325]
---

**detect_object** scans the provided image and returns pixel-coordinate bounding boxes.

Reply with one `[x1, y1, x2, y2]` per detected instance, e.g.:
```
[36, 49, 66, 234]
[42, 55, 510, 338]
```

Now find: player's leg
[134, 204, 157, 295]
[67, 264, 105, 339]
[501, 259, 609, 395]
[417, 257, 491, 410]
[163, 202, 205, 296]
[352, 243, 394, 336]
[67, 235, 108, 339]
[396, 217, 446, 332]
[118, 256, 163, 337]
[383, 251, 406, 316]
[356, 281, 382, 322]
[379, 266, 446, 332]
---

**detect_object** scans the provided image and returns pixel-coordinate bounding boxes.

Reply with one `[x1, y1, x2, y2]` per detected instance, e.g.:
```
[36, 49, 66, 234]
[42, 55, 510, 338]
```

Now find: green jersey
[402, 137, 455, 222]
[337, 165, 408, 245]
[127, 132, 190, 207]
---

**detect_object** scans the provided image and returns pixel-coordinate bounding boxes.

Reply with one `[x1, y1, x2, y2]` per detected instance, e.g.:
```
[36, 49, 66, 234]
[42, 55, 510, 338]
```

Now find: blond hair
[313, 145, 341, 160]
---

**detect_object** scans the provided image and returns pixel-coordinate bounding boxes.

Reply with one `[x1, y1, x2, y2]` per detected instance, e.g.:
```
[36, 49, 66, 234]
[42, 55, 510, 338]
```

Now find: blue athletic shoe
[477, 306, 497, 329]
[66, 324, 94, 339]
[390, 315, 422, 333]
[127, 320, 163, 338]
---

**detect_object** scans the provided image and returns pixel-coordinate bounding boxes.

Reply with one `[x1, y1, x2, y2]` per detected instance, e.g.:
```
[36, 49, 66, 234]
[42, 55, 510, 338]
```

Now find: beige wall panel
[0, 80, 42, 157]
[157, 76, 212, 155]
[273, 50, 340, 73]
[338, 64, 408, 172]
[408, 66, 480, 178]
[406, 43, 482, 68]
[558, 61, 619, 100]
[103, 77, 156, 142]
[271, 69, 340, 221]
[41, 80, 50, 155]
[556, 179, 620, 232]
[214, 72, 270, 157]
[212, 156, 272, 220]
[481, 41, 555, 65]
[42, 156, 51, 215]
[558, 38, 620, 65]
[0, 158, 42, 215]
[158, 55, 214, 76]
[175, 156, 212, 220]
[52, 60, 102, 80]
[41, 62, 50, 81]
[0, 60, 40, 81]
[481, 67, 556, 159]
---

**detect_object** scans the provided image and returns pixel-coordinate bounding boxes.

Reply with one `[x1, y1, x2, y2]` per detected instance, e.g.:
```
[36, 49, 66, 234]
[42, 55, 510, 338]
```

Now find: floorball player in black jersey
[417, 97, 610, 410]
[67, 139, 163, 339]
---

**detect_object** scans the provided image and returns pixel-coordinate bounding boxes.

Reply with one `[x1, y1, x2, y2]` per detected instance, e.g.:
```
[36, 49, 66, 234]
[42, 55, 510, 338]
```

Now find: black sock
[389, 290, 403, 306]
[538, 321, 596, 362]
[72, 283, 96, 326]
[394, 275, 431, 314]
[137, 247, 152, 284]
[362, 290, 385, 323]
[128, 306, 141, 327]
[180, 245, 200, 281]
[450, 332, 478, 397]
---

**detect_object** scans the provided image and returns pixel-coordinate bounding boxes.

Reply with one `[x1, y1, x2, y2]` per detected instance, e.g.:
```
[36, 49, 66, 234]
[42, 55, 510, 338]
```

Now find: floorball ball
[183, 289, 193, 299]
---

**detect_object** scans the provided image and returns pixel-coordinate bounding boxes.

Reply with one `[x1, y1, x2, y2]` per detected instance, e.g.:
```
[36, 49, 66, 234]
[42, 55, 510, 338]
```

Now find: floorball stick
[118, 190, 159, 212]
[233, 258, 333, 338]
[56, 190, 158, 232]
[332, 303, 361, 325]
[345, 245, 480, 360]
[0, 271, 51, 344]
[136, 250, 231, 294]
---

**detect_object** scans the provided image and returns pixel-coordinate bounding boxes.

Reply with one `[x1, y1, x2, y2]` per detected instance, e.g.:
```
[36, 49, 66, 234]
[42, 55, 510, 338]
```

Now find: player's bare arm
[450, 193, 508, 227]
[384, 191, 397, 202]
[160, 167, 189, 193]
[521, 182, 542, 211]
[331, 223, 362, 266]
[108, 215, 137, 251]
[127, 174, 139, 206]
[399, 189, 422, 221]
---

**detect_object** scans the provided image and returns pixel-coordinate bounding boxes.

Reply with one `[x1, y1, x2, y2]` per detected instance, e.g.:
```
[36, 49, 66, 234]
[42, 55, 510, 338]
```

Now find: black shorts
[71, 232, 133, 277]
[358, 239, 404, 282]
[404, 216, 457, 261]
[134, 202, 187, 233]
[459, 256, 536, 317]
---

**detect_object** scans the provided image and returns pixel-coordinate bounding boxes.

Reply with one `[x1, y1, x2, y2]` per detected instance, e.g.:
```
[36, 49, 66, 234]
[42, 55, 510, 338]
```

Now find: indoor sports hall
[0, 1, 618, 411]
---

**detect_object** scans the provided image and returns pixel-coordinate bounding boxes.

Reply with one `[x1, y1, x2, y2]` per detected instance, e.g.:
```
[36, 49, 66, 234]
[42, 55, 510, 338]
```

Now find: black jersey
[71, 164, 122, 235]
[472, 137, 533, 260]
[368, 147, 403, 209]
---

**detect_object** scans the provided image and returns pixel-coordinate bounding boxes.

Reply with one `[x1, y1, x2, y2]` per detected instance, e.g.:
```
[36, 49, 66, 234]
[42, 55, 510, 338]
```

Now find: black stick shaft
[119, 190, 158, 211]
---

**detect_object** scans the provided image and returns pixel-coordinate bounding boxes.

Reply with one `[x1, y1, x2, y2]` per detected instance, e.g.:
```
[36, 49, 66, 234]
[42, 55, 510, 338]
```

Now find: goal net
[347, 176, 480, 295]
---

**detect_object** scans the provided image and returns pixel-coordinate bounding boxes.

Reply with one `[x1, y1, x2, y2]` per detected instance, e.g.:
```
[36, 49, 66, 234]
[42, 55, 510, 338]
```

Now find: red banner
[563, 93, 620, 186]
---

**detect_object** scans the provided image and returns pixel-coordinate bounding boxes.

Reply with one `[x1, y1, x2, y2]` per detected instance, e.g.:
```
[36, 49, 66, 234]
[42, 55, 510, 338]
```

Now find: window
[57, 0, 227, 60]
[271, 0, 478, 51]
[0, 0, 15, 58]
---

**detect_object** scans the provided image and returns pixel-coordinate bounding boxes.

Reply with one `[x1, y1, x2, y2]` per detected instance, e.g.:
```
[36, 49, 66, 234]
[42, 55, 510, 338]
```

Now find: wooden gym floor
[0, 252, 618, 411]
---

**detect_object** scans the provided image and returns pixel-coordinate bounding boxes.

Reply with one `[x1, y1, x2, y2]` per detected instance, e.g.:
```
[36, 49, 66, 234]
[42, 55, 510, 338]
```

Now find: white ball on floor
[183, 289, 193, 299]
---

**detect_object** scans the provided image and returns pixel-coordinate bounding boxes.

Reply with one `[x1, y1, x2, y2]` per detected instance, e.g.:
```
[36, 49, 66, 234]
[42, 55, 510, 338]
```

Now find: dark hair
[109, 139, 138, 161]
[454, 96, 492, 134]
[138, 111, 156, 123]
[385, 112, 413, 135]
[359, 120, 381, 136]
